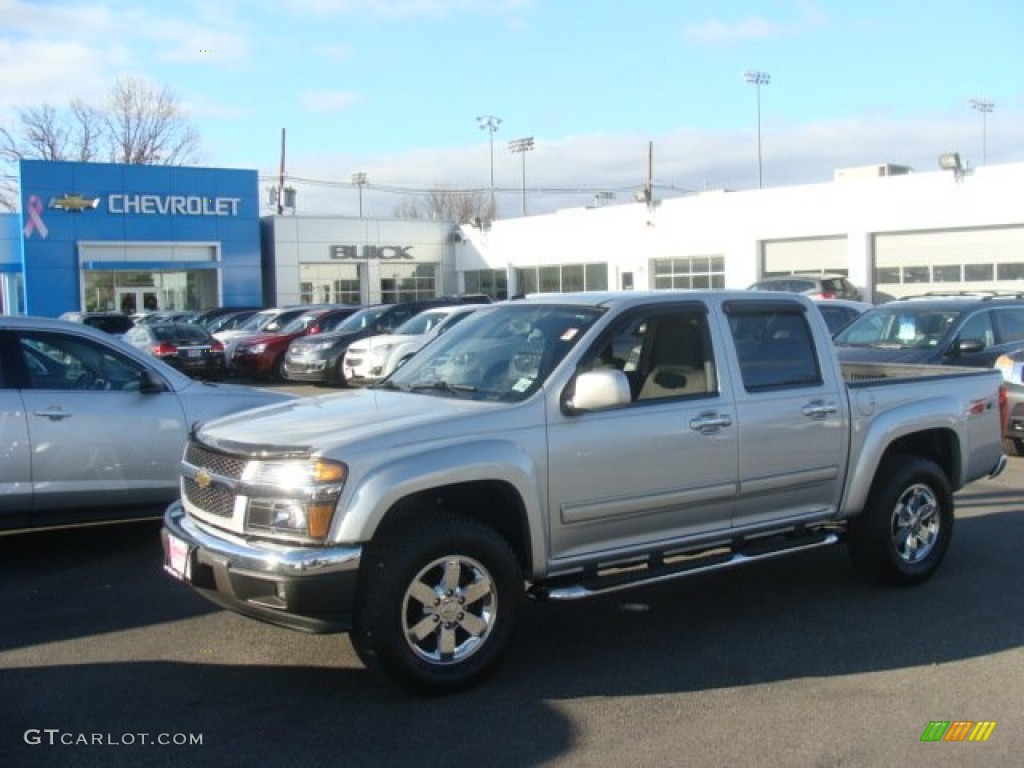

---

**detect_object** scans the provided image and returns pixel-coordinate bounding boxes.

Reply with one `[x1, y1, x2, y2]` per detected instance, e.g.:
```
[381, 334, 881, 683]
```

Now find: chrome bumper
[162, 501, 362, 633]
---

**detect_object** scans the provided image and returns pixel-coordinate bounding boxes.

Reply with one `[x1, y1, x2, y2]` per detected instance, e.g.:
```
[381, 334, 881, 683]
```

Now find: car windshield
[151, 324, 210, 342]
[336, 307, 389, 333]
[239, 311, 277, 331]
[384, 303, 602, 401]
[833, 307, 960, 349]
[393, 310, 449, 336]
[280, 312, 322, 334]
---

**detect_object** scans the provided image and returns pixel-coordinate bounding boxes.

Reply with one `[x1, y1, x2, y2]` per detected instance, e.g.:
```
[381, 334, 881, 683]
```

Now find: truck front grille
[184, 476, 235, 518]
[184, 443, 247, 480]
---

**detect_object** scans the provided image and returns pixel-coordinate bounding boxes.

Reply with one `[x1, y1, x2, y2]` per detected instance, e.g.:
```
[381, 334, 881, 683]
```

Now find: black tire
[273, 354, 287, 382]
[1002, 437, 1023, 457]
[351, 511, 523, 694]
[333, 357, 349, 387]
[847, 455, 953, 586]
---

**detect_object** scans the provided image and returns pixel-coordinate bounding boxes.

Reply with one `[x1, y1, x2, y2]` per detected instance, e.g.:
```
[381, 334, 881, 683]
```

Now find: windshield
[280, 312, 321, 334]
[385, 303, 602, 401]
[239, 311, 277, 331]
[834, 307, 960, 349]
[336, 307, 389, 333]
[393, 310, 449, 336]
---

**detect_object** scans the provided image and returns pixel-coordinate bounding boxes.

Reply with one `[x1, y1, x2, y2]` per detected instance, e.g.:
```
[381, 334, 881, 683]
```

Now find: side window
[19, 332, 145, 391]
[958, 311, 994, 347]
[993, 308, 1024, 345]
[728, 308, 821, 391]
[583, 307, 717, 402]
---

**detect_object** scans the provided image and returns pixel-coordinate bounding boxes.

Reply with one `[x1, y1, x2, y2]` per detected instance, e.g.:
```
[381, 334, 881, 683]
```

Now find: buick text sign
[331, 245, 414, 260]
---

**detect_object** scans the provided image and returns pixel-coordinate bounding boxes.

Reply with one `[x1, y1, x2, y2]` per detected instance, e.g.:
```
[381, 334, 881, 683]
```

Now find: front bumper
[161, 501, 361, 633]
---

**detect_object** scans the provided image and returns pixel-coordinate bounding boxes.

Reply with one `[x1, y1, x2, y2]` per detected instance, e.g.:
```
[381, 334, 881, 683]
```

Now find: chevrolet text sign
[108, 194, 241, 216]
[331, 245, 414, 260]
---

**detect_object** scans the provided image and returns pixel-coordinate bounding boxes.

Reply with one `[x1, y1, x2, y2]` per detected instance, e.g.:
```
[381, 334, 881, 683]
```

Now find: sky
[1, 0, 1022, 218]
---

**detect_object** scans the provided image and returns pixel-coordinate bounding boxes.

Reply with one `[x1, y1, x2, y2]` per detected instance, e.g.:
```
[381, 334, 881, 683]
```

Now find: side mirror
[957, 338, 986, 355]
[139, 369, 168, 394]
[563, 370, 631, 414]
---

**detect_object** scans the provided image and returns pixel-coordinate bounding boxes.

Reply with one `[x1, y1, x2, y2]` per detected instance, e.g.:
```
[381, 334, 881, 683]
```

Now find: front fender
[332, 438, 545, 568]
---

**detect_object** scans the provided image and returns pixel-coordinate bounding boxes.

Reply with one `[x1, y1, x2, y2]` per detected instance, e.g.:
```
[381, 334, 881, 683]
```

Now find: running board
[529, 530, 840, 601]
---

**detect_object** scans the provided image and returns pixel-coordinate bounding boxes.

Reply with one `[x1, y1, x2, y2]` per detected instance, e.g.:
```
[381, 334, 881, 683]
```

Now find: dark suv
[833, 293, 1024, 368]
[284, 300, 464, 385]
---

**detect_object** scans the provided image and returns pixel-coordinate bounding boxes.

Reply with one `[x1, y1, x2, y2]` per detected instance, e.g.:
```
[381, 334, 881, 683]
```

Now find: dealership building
[2, 157, 1024, 315]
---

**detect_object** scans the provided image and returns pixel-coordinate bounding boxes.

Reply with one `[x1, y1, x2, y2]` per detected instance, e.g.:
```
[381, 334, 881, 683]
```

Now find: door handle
[802, 400, 838, 419]
[33, 408, 72, 421]
[689, 411, 732, 434]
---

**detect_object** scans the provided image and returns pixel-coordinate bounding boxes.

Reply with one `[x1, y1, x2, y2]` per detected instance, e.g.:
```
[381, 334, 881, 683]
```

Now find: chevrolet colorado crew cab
[162, 291, 1008, 693]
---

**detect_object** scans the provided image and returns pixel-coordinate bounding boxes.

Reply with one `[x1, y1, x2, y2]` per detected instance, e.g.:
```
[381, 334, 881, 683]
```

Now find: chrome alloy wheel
[890, 483, 940, 563]
[402, 555, 497, 665]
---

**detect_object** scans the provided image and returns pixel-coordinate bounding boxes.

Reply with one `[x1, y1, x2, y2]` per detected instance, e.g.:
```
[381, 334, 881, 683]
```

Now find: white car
[0, 316, 294, 532]
[343, 305, 484, 385]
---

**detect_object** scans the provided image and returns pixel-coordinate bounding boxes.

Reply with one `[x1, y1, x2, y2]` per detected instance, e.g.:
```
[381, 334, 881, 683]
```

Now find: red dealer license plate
[164, 533, 192, 581]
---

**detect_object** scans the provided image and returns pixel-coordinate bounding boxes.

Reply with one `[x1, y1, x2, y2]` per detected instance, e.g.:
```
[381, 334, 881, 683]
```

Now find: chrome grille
[184, 442, 247, 480]
[184, 477, 235, 518]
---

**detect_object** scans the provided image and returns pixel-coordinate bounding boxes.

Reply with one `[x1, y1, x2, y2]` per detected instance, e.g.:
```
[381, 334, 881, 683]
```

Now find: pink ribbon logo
[23, 194, 49, 239]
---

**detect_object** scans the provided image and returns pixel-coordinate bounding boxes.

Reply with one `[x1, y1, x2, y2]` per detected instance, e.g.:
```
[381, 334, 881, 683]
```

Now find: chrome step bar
[530, 531, 840, 601]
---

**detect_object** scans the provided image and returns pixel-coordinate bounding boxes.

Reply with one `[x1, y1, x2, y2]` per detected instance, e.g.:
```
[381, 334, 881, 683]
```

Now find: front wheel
[351, 512, 522, 694]
[847, 455, 953, 586]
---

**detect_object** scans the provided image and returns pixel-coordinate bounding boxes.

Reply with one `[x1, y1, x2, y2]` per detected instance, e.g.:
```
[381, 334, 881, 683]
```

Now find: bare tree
[393, 185, 493, 224]
[104, 77, 200, 165]
[0, 77, 202, 210]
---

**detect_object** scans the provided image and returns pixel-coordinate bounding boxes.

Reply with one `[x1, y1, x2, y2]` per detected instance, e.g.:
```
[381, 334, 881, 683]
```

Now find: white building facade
[456, 161, 1024, 304]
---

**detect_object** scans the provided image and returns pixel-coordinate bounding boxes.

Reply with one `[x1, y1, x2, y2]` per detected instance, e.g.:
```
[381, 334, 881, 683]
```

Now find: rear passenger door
[723, 300, 848, 530]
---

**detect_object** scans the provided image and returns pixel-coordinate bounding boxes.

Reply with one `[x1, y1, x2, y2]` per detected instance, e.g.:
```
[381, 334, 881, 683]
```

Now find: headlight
[240, 342, 267, 354]
[245, 458, 347, 539]
[305, 340, 338, 353]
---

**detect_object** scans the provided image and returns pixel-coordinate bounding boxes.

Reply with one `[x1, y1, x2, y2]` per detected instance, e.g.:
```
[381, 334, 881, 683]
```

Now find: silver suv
[749, 273, 862, 301]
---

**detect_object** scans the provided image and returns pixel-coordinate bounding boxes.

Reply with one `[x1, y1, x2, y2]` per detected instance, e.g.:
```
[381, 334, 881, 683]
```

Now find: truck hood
[195, 388, 516, 456]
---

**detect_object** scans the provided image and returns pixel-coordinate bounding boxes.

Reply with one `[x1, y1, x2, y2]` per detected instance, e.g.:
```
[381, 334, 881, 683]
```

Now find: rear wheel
[351, 512, 522, 694]
[847, 455, 953, 586]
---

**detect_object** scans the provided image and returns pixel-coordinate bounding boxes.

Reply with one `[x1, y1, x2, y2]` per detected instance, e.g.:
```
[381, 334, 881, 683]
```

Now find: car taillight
[211, 339, 224, 352]
[153, 342, 177, 356]
[820, 291, 835, 299]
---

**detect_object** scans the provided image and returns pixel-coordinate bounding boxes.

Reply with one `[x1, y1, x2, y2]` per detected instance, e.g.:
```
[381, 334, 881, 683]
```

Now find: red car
[231, 305, 360, 380]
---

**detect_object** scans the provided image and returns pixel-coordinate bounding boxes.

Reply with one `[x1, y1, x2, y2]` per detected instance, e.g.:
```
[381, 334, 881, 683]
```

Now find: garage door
[875, 227, 1024, 299]
[762, 236, 848, 276]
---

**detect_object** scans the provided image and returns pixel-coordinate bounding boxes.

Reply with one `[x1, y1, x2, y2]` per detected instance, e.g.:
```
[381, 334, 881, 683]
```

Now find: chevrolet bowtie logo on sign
[49, 193, 100, 212]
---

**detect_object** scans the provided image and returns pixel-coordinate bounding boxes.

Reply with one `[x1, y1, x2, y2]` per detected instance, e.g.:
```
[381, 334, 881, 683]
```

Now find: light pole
[969, 98, 994, 165]
[508, 137, 534, 216]
[351, 172, 367, 217]
[476, 114, 502, 217]
[743, 70, 771, 189]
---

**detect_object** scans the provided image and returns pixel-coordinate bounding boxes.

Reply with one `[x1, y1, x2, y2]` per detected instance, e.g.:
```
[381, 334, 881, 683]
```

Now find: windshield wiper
[407, 380, 478, 396]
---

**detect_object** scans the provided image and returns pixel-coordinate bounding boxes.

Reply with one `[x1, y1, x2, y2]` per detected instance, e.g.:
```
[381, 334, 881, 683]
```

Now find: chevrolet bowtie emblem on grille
[195, 468, 212, 489]
[49, 193, 100, 212]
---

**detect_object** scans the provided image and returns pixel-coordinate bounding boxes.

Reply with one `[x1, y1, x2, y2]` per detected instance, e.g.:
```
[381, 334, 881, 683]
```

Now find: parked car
[284, 300, 463, 386]
[994, 349, 1024, 455]
[232, 305, 360, 381]
[833, 294, 1024, 367]
[133, 310, 203, 326]
[215, 305, 323, 368]
[204, 309, 260, 334]
[194, 306, 262, 329]
[123, 322, 226, 379]
[0, 316, 294, 532]
[58, 311, 136, 335]
[343, 304, 485, 385]
[749, 273, 863, 301]
[812, 298, 873, 335]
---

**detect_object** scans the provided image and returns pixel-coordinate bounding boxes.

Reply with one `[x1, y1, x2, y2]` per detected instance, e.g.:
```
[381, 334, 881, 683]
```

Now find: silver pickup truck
[162, 291, 1007, 693]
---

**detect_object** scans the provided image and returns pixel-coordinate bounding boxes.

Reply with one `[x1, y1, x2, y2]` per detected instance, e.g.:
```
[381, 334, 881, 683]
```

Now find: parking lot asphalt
[2, 440, 1022, 766]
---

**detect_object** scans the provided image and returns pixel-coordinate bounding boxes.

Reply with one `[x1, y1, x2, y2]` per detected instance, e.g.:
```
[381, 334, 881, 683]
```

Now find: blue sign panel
[18, 160, 261, 316]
